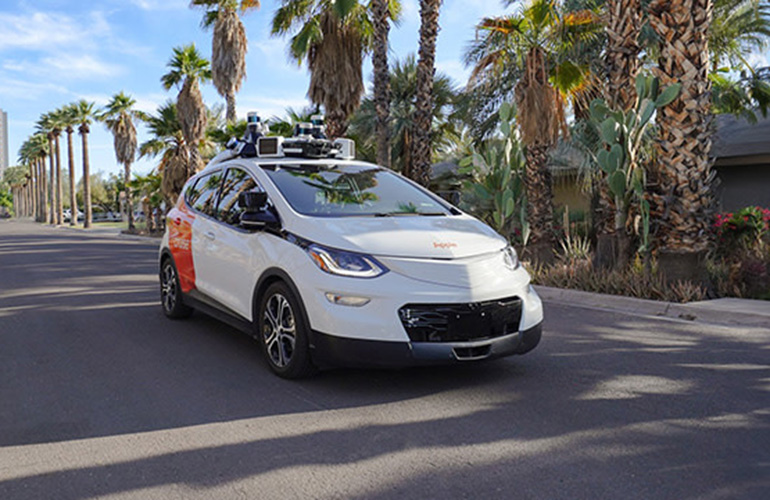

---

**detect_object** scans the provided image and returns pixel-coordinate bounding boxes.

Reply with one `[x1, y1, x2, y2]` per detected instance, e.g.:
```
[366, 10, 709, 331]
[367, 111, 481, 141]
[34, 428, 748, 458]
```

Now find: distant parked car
[62, 209, 84, 223]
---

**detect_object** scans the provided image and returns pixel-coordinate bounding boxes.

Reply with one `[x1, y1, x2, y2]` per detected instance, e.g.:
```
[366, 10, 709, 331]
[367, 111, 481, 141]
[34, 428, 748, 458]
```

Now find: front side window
[188, 171, 224, 217]
[262, 164, 452, 217]
[217, 168, 261, 226]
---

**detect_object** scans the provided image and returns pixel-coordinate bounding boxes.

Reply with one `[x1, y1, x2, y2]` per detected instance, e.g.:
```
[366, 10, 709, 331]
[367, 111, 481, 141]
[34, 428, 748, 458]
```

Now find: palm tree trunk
[39, 158, 48, 223]
[648, 0, 714, 283]
[55, 135, 63, 225]
[225, 92, 237, 125]
[28, 164, 37, 220]
[372, 0, 392, 169]
[524, 144, 555, 263]
[67, 128, 77, 226]
[125, 162, 134, 232]
[81, 128, 93, 228]
[606, 0, 642, 111]
[597, 0, 642, 269]
[411, 0, 442, 187]
[48, 138, 56, 224]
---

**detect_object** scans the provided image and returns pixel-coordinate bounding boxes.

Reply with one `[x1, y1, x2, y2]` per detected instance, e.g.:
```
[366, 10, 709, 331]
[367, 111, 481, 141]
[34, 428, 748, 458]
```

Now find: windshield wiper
[372, 211, 446, 217]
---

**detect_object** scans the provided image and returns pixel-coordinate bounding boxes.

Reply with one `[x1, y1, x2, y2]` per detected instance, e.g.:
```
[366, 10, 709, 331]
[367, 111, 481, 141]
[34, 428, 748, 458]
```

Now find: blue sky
[0, 0, 510, 181]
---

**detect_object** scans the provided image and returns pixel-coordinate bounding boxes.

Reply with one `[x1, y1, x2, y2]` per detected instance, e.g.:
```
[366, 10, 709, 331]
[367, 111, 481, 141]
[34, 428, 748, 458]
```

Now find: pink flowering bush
[711, 206, 770, 299]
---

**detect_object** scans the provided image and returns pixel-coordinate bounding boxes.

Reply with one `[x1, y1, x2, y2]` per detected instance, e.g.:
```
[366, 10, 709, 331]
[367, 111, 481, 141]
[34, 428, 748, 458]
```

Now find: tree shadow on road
[1, 225, 769, 499]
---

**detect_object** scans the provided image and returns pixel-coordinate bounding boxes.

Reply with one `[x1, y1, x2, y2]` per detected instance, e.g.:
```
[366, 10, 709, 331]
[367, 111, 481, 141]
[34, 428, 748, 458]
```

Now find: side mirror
[238, 191, 279, 231]
[239, 191, 268, 212]
[240, 209, 279, 231]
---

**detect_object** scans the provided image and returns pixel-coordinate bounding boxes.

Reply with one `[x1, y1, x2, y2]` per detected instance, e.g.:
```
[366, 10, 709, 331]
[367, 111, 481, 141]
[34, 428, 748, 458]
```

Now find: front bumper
[309, 321, 542, 369]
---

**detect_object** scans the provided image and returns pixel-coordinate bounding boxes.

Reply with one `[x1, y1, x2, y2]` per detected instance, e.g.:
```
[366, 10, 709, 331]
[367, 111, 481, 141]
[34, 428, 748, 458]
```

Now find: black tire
[257, 281, 316, 379]
[160, 258, 193, 319]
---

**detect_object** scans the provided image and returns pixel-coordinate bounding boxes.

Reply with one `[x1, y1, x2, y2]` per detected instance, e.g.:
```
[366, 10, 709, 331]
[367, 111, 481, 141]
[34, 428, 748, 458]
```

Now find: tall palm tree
[349, 55, 457, 178]
[55, 106, 79, 226]
[161, 44, 212, 204]
[411, 0, 442, 187]
[593, 0, 643, 267]
[101, 92, 144, 231]
[139, 101, 189, 206]
[36, 113, 58, 225]
[470, 0, 600, 261]
[18, 134, 48, 221]
[71, 100, 97, 228]
[272, 0, 382, 139]
[45, 110, 65, 225]
[371, 0, 401, 168]
[648, 0, 714, 282]
[191, 0, 260, 124]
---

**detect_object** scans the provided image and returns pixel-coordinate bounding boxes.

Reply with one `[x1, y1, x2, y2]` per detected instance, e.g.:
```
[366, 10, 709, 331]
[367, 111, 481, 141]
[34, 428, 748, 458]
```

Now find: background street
[1, 220, 768, 500]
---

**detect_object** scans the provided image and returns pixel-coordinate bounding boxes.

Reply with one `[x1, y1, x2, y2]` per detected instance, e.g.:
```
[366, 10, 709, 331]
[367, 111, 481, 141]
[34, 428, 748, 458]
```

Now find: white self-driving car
[159, 123, 543, 378]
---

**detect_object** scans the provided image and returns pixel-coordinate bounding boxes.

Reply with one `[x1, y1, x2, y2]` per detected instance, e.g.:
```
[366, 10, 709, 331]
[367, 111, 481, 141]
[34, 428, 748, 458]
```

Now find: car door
[199, 166, 267, 320]
[188, 169, 225, 300]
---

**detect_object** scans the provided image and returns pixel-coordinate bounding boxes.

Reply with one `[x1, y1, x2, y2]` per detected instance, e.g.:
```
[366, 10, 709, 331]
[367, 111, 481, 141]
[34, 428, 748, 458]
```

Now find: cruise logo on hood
[433, 241, 458, 249]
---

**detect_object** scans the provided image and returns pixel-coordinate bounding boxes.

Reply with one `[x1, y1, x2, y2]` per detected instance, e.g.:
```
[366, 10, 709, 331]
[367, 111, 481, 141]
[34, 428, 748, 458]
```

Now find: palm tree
[371, 0, 401, 168]
[42, 110, 65, 225]
[18, 134, 48, 221]
[648, 0, 714, 282]
[470, 0, 600, 261]
[139, 101, 190, 206]
[55, 106, 79, 226]
[411, 0, 442, 187]
[710, 0, 770, 72]
[272, 0, 384, 139]
[349, 55, 457, 177]
[592, 0, 643, 267]
[161, 44, 212, 204]
[71, 100, 97, 228]
[101, 92, 144, 231]
[191, 0, 260, 124]
[36, 114, 53, 224]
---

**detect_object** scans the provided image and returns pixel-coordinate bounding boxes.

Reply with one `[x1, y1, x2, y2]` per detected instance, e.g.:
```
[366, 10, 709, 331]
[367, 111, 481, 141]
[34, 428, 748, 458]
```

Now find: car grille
[398, 296, 522, 343]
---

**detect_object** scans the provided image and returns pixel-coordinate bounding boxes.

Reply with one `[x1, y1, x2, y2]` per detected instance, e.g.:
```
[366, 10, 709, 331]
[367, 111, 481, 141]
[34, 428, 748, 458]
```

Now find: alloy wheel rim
[263, 293, 296, 368]
[161, 264, 177, 312]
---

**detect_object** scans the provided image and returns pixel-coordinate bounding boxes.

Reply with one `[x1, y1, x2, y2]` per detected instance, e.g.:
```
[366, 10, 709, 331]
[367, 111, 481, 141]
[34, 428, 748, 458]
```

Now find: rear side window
[188, 171, 224, 217]
[217, 168, 260, 226]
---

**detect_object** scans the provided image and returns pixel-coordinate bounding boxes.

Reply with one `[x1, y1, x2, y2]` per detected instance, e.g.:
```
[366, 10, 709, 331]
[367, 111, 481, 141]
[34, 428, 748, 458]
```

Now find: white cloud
[45, 54, 125, 78]
[0, 76, 71, 101]
[3, 53, 125, 81]
[0, 11, 110, 51]
[129, 0, 188, 11]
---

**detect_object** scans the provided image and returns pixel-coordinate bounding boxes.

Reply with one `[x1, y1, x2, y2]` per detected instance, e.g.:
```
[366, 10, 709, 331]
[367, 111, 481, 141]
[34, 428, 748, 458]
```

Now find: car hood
[287, 214, 507, 259]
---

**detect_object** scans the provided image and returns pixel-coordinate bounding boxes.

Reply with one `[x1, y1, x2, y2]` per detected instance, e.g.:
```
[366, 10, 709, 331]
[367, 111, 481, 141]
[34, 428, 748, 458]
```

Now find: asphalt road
[1, 220, 769, 500]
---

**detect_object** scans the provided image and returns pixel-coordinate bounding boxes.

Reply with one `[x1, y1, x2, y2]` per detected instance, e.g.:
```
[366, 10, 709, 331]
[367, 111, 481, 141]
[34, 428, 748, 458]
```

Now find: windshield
[262, 164, 453, 217]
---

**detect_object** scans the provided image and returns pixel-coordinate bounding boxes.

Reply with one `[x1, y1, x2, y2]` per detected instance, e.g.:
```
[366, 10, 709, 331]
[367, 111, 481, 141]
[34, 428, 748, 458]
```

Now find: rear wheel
[258, 282, 316, 379]
[160, 258, 193, 319]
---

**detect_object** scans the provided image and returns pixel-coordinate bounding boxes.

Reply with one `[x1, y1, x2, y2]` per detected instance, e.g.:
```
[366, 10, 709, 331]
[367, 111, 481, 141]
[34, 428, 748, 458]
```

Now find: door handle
[205, 231, 215, 241]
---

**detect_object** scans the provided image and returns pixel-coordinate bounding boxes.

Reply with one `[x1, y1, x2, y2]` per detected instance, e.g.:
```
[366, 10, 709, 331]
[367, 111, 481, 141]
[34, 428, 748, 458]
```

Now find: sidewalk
[52, 222, 160, 243]
[535, 285, 770, 329]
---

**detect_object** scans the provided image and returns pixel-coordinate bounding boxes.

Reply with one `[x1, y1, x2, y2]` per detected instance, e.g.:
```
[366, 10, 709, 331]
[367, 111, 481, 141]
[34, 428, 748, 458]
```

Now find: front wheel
[160, 258, 193, 319]
[258, 282, 316, 379]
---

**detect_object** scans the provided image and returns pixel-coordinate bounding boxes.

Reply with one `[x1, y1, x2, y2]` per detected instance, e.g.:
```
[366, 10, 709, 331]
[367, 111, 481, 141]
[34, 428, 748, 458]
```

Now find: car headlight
[502, 245, 520, 271]
[306, 244, 388, 278]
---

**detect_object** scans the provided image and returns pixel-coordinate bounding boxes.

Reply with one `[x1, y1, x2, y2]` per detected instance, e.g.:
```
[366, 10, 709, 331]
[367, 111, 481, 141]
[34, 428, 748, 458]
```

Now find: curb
[49, 223, 160, 244]
[534, 285, 770, 329]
